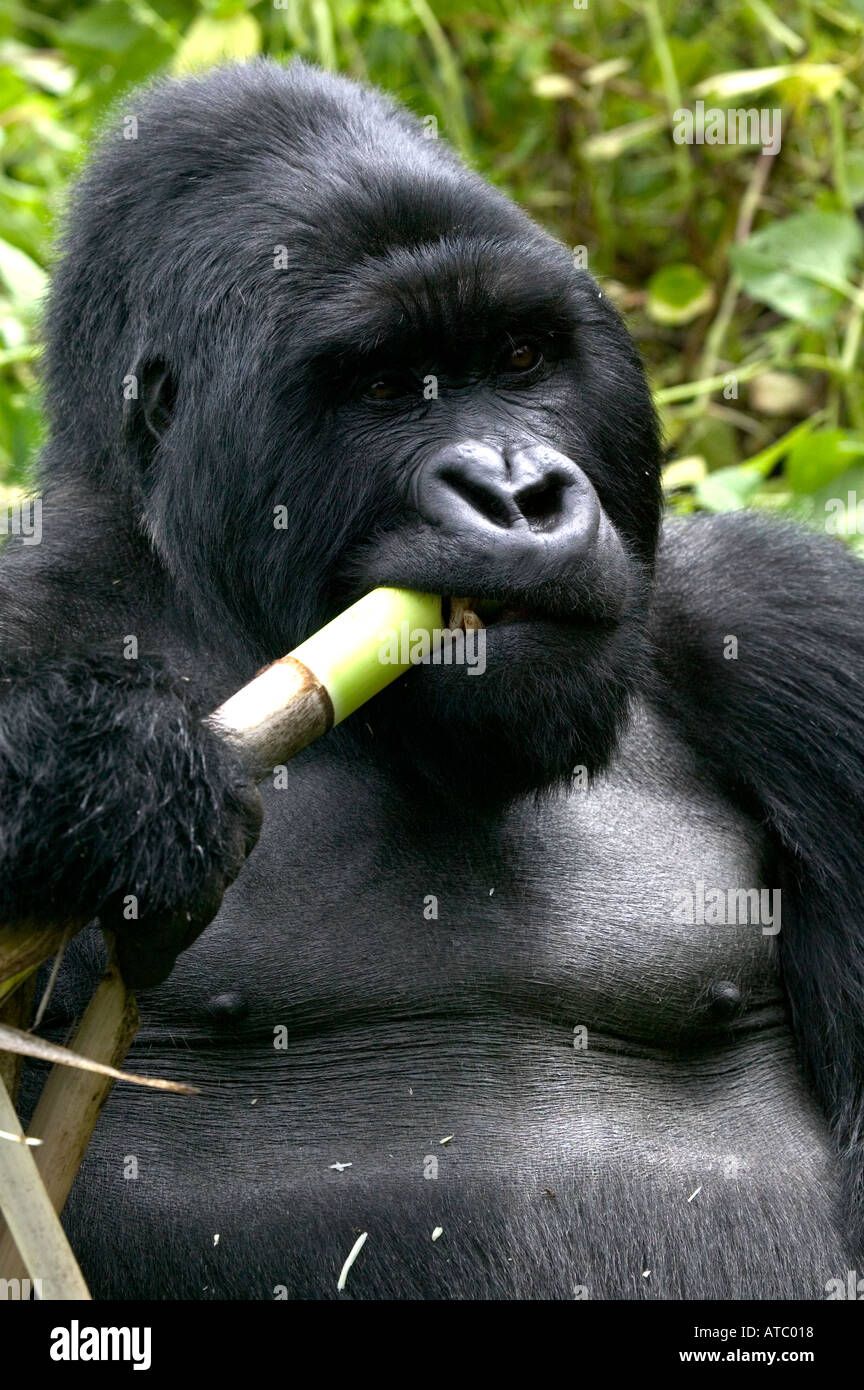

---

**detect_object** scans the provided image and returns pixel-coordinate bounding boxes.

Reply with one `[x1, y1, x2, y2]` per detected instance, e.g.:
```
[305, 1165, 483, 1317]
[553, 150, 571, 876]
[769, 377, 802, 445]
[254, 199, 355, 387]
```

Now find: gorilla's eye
[363, 372, 413, 402]
[501, 342, 543, 375]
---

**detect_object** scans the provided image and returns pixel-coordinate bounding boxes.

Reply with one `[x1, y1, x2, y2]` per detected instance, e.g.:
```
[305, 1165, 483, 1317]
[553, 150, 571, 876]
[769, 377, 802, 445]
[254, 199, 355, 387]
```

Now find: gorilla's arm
[651, 513, 864, 1241]
[0, 489, 261, 986]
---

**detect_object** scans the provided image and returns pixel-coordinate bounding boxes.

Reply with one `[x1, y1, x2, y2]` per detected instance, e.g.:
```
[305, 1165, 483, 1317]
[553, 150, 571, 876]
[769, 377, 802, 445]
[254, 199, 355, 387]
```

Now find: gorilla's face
[101, 69, 662, 803]
[281, 233, 661, 802]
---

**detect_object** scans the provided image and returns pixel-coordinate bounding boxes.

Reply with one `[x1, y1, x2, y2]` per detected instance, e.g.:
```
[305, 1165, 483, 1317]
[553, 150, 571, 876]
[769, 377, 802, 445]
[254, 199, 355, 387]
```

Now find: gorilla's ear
[124, 357, 177, 446]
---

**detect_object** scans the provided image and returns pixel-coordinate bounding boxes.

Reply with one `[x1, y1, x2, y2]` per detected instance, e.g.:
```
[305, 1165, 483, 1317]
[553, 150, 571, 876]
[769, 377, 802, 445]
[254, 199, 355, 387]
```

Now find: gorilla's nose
[417, 441, 600, 555]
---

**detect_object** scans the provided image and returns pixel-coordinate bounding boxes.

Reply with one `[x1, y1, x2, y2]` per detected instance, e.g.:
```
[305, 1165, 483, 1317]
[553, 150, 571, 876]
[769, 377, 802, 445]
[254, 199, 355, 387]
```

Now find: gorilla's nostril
[515, 480, 566, 533]
[441, 467, 517, 528]
[419, 441, 596, 547]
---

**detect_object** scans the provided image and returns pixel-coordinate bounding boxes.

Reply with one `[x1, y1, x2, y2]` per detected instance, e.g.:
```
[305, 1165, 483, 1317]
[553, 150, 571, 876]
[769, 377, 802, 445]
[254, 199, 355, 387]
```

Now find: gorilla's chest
[154, 701, 780, 1044]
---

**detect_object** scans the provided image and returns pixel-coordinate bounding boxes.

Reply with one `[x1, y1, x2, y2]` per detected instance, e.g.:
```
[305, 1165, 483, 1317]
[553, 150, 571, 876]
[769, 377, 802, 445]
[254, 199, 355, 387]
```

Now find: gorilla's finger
[103, 872, 227, 988]
[114, 930, 183, 991]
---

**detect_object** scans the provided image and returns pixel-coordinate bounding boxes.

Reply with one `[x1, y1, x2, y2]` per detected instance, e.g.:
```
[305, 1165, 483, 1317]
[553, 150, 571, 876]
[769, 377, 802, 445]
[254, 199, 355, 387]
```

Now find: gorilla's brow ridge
[295, 243, 585, 366]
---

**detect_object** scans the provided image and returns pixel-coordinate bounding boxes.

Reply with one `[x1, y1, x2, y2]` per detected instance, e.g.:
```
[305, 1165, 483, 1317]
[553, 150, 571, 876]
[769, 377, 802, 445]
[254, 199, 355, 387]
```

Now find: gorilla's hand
[0, 652, 263, 987]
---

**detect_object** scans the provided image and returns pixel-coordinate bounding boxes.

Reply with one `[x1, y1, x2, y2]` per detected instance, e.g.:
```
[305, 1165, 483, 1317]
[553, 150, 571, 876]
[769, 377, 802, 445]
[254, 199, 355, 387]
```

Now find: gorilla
[2, 59, 863, 1301]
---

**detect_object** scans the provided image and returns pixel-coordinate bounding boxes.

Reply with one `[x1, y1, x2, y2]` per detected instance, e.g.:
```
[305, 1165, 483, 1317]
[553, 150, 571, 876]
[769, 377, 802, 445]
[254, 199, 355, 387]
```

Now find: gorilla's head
[45, 60, 662, 803]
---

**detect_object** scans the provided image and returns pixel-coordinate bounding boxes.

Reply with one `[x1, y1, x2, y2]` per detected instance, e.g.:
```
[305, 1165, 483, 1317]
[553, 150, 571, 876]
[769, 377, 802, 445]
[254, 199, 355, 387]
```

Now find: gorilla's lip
[342, 517, 637, 630]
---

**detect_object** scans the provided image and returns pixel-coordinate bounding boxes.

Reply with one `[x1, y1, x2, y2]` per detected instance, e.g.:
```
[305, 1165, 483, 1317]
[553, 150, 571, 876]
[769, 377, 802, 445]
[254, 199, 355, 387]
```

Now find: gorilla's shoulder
[649, 502, 864, 841]
[649, 508, 864, 756]
[654, 509, 863, 619]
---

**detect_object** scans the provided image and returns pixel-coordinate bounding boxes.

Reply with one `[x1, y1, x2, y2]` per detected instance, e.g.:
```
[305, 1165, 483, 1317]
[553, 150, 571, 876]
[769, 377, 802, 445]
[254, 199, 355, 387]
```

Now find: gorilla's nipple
[205, 991, 250, 1029]
[706, 979, 743, 1021]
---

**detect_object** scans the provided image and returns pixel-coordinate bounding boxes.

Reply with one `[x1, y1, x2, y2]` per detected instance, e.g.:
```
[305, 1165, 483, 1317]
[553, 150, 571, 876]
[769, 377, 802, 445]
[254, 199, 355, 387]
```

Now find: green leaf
[57, 3, 146, 55]
[582, 116, 667, 162]
[646, 264, 715, 325]
[730, 211, 864, 329]
[0, 239, 46, 313]
[173, 13, 261, 72]
[785, 429, 864, 494]
[694, 463, 767, 512]
[694, 63, 844, 101]
[0, 43, 75, 95]
[813, 469, 864, 539]
[776, 468, 864, 542]
[662, 455, 708, 492]
[844, 151, 864, 207]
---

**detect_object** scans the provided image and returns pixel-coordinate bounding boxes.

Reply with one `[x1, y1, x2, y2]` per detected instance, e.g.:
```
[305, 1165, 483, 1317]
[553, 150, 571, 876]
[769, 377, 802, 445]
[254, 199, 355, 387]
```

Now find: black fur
[3, 60, 863, 1298]
[0, 649, 261, 986]
[650, 515, 864, 1250]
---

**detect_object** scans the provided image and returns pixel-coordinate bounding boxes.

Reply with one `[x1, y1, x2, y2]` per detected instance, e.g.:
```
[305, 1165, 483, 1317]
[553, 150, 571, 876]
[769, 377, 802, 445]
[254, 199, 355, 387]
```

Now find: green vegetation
[1, 0, 862, 547]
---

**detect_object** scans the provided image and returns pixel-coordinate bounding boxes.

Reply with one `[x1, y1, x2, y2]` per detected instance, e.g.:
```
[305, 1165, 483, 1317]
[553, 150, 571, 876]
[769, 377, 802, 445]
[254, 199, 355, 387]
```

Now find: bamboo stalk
[0, 964, 138, 1287]
[0, 974, 35, 1097]
[0, 1076, 90, 1299]
[209, 587, 442, 776]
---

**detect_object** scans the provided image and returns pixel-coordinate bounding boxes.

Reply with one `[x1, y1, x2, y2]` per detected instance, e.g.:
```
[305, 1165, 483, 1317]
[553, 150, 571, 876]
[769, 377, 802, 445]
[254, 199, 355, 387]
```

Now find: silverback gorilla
[2, 60, 864, 1300]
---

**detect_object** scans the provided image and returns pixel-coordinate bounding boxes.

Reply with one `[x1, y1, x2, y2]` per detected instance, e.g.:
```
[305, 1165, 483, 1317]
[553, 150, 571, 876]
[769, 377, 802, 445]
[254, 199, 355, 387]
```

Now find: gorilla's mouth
[446, 596, 494, 631]
[365, 580, 648, 805]
[444, 595, 577, 631]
